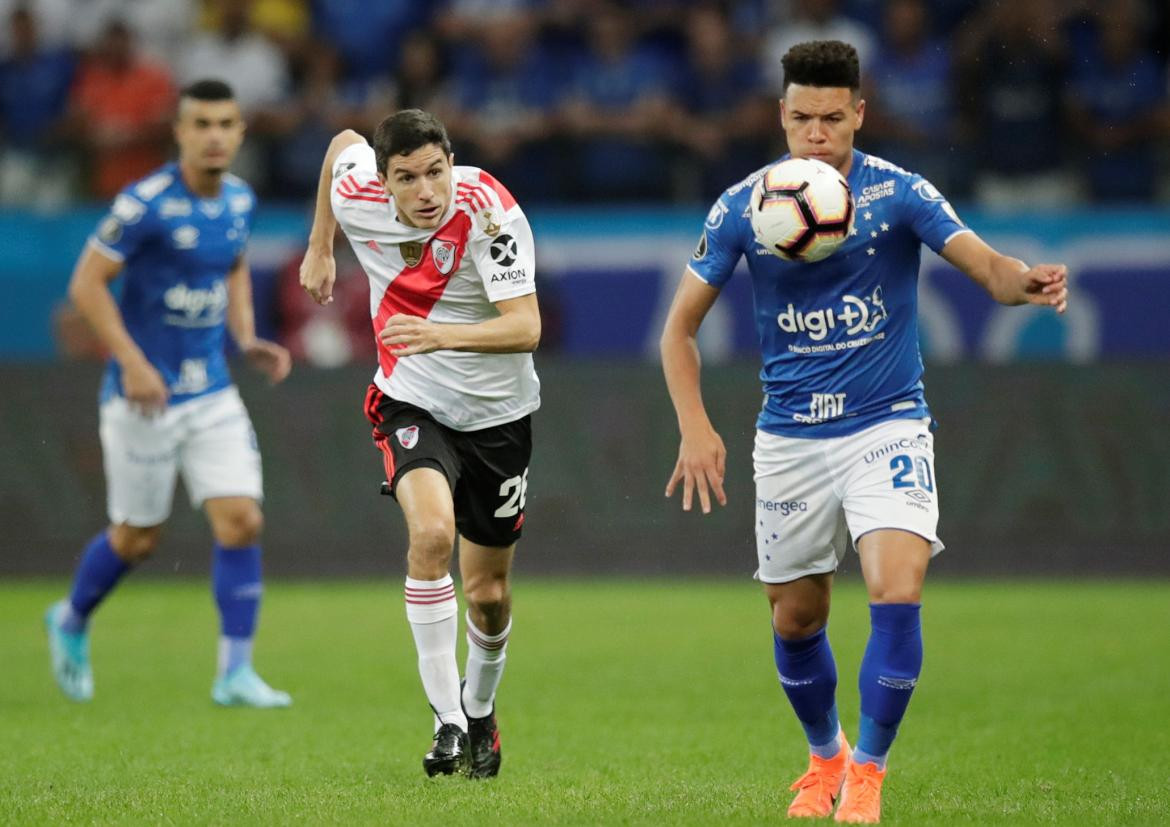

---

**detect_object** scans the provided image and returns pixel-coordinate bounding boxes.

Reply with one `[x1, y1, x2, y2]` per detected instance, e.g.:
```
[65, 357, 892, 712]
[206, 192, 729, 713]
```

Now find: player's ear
[778, 98, 787, 128]
[448, 153, 455, 168]
[854, 98, 865, 129]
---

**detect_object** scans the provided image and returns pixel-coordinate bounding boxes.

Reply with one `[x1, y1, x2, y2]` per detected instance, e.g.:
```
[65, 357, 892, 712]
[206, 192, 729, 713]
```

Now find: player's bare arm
[379, 293, 541, 356]
[300, 129, 367, 305]
[941, 232, 1069, 314]
[68, 243, 168, 413]
[226, 255, 291, 384]
[660, 269, 727, 514]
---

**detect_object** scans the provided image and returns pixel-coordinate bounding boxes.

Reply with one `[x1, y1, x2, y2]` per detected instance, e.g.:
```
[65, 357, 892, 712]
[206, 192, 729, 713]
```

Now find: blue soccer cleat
[44, 600, 94, 702]
[211, 665, 292, 708]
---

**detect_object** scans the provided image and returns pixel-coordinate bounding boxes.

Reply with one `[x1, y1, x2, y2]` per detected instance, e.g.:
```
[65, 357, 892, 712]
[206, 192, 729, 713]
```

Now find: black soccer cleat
[466, 707, 502, 779]
[423, 722, 470, 777]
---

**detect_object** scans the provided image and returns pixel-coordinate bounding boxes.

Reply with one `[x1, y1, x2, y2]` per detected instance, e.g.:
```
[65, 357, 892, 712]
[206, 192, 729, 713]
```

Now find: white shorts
[753, 417, 943, 584]
[99, 386, 263, 526]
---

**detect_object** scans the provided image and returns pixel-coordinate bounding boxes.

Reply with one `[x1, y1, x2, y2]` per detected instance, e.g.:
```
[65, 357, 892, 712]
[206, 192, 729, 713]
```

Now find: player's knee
[109, 524, 163, 563]
[869, 586, 923, 604]
[771, 604, 829, 640]
[407, 520, 456, 564]
[211, 505, 264, 547]
[464, 577, 511, 619]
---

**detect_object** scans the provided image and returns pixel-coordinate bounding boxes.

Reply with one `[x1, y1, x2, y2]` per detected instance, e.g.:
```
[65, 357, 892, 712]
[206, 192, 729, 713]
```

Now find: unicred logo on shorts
[396, 426, 419, 449]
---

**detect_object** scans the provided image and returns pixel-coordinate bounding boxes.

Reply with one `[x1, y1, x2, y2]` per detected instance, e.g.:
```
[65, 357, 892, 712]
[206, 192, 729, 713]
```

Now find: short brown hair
[781, 41, 861, 92]
[372, 109, 452, 174]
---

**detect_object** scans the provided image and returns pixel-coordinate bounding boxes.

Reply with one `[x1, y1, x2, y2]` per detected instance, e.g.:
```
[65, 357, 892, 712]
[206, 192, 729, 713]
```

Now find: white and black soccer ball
[750, 158, 855, 262]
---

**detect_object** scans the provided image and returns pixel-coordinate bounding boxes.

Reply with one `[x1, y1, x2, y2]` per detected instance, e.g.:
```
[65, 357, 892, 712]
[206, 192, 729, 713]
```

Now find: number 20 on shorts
[889, 454, 933, 492]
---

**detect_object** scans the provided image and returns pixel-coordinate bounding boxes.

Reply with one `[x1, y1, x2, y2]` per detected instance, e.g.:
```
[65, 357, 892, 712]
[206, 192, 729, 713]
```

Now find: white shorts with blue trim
[99, 386, 263, 526]
[753, 417, 943, 584]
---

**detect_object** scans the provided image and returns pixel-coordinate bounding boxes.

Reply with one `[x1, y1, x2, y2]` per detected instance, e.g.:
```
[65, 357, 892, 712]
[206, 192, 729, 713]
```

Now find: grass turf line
[2, 578, 1167, 824]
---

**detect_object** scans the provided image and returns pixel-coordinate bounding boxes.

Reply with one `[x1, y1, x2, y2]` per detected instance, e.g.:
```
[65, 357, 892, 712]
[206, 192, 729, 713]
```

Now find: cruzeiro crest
[399, 241, 422, 267]
[431, 239, 457, 275]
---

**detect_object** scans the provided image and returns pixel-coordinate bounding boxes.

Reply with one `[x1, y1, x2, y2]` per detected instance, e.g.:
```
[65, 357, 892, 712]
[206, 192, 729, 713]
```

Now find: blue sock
[64, 532, 131, 632]
[856, 603, 923, 769]
[773, 626, 840, 757]
[212, 544, 262, 675]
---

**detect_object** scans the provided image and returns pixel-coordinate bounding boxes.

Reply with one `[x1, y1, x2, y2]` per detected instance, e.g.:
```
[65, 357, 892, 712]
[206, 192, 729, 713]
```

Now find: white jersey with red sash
[330, 143, 540, 431]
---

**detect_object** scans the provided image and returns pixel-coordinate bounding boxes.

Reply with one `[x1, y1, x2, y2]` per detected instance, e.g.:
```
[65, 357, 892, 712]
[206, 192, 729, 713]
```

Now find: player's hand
[379, 314, 448, 356]
[665, 427, 727, 514]
[1020, 263, 1068, 314]
[242, 338, 292, 384]
[299, 247, 336, 306]
[122, 358, 169, 416]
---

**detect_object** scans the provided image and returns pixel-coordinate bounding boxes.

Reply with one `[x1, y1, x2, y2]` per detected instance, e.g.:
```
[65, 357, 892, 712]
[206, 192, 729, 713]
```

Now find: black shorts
[363, 384, 532, 548]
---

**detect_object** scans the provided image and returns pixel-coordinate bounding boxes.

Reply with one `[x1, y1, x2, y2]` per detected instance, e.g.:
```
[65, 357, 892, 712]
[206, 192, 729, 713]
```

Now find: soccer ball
[750, 158, 855, 262]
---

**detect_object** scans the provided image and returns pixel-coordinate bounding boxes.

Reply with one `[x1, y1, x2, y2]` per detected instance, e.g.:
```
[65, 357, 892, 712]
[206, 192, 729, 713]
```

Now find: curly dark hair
[372, 109, 452, 175]
[781, 41, 861, 92]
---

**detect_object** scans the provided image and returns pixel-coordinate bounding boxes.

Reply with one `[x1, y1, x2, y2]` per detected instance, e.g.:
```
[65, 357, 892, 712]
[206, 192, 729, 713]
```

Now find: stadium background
[1, 0, 1168, 578]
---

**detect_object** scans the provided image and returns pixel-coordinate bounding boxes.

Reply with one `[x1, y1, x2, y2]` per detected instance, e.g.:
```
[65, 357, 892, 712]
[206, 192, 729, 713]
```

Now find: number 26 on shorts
[494, 468, 529, 518]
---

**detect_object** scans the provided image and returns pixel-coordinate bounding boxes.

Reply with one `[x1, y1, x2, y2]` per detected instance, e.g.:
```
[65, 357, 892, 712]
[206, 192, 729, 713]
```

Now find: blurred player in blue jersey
[661, 41, 1067, 823]
[44, 80, 293, 708]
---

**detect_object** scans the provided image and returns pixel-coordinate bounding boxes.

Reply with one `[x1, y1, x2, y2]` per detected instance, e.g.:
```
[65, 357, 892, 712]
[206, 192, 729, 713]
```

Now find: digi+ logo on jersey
[163, 281, 228, 327]
[777, 286, 888, 342]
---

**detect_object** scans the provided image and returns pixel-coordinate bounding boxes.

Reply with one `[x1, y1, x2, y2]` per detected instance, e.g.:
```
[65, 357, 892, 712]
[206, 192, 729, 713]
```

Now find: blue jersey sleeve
[687, 196, 743, 288]
[90, 190, 157, 262]
[902, 175, 969, 254]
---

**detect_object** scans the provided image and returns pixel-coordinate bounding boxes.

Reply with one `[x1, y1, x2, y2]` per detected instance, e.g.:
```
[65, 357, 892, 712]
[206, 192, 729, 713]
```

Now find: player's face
[381, 144, 454, 229]
[780, 85, 864, 174]
[174, 98, 245, 174]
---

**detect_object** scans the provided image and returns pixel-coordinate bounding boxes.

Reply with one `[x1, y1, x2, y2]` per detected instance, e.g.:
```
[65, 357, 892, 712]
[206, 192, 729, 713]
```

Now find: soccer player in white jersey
[44, 80, 293, 709]
[299, 109, 540, 778]
[661, 42, 1068, 823]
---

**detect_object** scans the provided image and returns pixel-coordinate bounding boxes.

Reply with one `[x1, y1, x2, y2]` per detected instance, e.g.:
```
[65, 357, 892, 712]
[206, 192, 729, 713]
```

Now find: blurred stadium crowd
[2, 0, 1169, 210]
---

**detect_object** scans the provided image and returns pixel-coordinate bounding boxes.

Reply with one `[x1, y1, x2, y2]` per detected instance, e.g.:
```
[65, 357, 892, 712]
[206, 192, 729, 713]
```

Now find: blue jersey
[90, 163, 255, 405]
[689, 149, 969, 438]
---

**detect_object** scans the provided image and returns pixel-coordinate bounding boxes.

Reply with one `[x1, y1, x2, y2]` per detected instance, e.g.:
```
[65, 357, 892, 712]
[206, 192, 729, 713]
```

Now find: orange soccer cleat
[787, 733, 851, 818]
[834, 758, 886, 823]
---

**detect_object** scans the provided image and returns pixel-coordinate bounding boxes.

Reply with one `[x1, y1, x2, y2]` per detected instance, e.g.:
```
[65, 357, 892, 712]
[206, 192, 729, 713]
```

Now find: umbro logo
[877, 675, 917, 690]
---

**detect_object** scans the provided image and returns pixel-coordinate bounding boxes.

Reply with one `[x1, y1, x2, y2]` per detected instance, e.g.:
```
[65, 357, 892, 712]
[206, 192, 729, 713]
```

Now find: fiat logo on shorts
[396, 426, 419, 449]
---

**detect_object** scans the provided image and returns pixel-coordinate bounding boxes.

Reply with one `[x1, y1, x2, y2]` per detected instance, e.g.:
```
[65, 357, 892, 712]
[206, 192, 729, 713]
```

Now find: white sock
[462, 612, 511, 719]
[216, 636, 253, 679]
[404, 575, 466, 731]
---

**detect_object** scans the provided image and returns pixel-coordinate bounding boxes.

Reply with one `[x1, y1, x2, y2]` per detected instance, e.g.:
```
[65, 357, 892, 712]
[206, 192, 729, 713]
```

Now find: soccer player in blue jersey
[661, 41, 1067, 823]
[44, 80, 293, 708]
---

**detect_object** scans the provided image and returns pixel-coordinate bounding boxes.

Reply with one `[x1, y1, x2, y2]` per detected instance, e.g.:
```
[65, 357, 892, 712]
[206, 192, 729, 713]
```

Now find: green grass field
[3, 577, 1167, 825]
